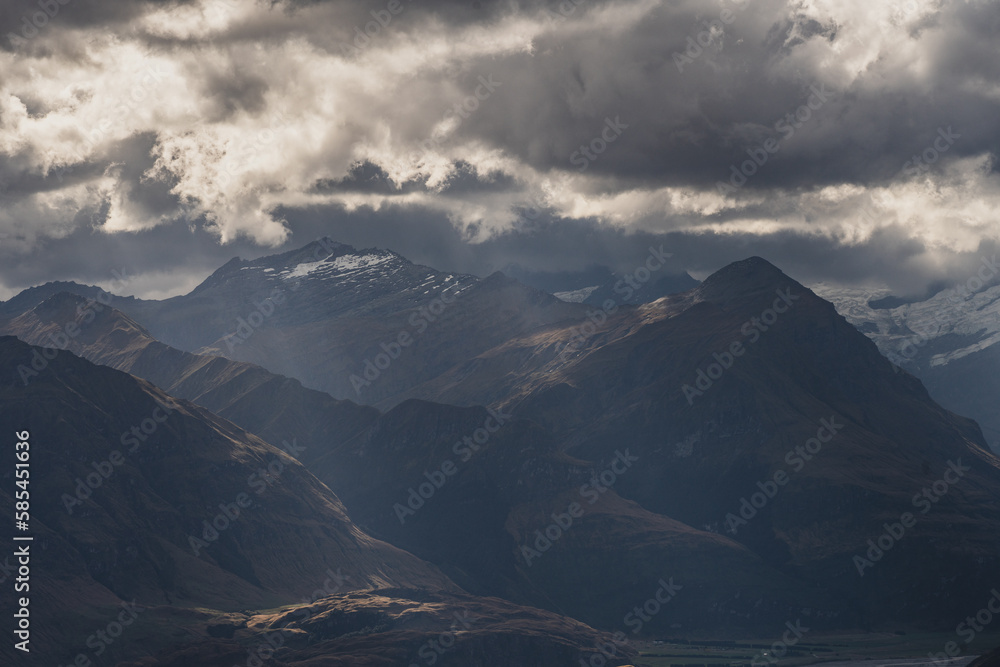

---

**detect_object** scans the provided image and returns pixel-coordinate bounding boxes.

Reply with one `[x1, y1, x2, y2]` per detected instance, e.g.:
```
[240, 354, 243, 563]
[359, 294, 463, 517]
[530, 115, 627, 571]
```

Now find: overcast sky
[0, 0, 997, 299]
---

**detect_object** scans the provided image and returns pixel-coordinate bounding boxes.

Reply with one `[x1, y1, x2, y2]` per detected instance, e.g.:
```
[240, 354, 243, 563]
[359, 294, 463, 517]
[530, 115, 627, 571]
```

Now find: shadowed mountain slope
[0, 335, 453, 663]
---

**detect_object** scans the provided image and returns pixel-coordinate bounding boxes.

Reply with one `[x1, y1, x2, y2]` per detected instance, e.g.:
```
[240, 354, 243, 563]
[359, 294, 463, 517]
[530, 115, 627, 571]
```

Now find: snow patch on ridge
[280, 253, 393, 280]
[554, 285, 600, 303]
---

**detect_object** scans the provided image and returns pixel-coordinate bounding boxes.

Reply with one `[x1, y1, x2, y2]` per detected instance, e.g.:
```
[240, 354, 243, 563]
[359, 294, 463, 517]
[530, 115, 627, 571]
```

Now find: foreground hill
[0, 336, 640, 665]
[118, 589, 638, 666]
[0, 335, 451, 662]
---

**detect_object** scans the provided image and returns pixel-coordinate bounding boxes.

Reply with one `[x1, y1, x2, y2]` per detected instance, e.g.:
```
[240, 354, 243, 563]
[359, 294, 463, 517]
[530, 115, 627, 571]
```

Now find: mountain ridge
[6, 241, 1000, 637]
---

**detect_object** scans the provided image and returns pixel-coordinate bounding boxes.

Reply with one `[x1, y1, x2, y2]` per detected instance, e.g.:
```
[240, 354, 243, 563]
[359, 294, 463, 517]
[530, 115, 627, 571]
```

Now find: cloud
[0, 0, 997, 297]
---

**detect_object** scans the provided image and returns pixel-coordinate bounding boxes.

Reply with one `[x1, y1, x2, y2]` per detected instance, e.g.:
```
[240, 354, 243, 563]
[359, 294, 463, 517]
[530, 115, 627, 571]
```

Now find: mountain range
[4, 240, 1000, 664]
[814, 273, 1000, 452]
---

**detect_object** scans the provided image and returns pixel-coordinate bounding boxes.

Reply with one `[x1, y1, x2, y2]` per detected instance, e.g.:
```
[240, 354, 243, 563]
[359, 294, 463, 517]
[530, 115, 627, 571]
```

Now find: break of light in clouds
[0, 0, 997, 298]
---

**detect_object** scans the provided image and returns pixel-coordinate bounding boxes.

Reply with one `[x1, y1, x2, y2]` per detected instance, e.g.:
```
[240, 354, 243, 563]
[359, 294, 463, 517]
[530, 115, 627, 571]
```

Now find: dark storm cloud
[0, 0, 195, 46]
[1, 0, 999, 299]
[191, 60, 270, 121]
[437, 0, 1000, 191]
[0, 194, 993, 303]
[109, 131, 183, 217]
[436, 162, 520, 195]
[274, 0, 555, 27]
[313, 161, 426, 195]
[7, 0, 999, 196]
[310, 160, 514, 196]
[270, 202, 995, 295]
[0, 216, 267, 298]
[0, 159, 101, 201]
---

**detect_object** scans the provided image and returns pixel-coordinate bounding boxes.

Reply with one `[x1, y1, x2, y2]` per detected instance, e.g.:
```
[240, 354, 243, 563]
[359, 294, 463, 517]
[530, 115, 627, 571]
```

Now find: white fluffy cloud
[0, 0, 997, 289]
